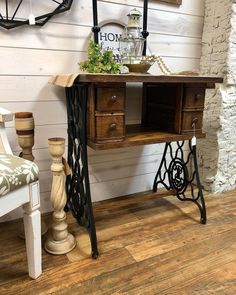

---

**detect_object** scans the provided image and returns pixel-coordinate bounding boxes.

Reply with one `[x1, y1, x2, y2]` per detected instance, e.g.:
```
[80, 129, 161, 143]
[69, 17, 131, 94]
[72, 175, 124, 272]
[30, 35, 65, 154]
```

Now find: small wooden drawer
[95, 86, 125, 111]
[95, 113, 125, 142]
[181, 111, 203, 134]
[183, 88, 205, 110]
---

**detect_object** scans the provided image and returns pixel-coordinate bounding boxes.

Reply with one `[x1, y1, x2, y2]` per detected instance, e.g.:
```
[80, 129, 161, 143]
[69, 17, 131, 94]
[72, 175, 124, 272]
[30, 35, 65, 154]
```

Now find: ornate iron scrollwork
[168, 158, 188, 194]
[65, 83, 99, 259]
[153, 140, 207, 224]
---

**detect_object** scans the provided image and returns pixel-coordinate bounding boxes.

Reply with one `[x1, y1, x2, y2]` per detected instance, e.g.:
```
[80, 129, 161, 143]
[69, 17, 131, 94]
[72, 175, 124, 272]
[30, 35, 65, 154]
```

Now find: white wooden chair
[0, 107, 42, 279]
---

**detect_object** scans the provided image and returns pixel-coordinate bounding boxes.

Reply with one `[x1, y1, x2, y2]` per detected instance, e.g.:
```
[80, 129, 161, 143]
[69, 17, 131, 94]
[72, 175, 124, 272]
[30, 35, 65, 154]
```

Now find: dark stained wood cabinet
[142, 83, 206, 135]
[88, 83, 126, 143]
[84, 74, 222, 150]
[181, 85, 206, 134]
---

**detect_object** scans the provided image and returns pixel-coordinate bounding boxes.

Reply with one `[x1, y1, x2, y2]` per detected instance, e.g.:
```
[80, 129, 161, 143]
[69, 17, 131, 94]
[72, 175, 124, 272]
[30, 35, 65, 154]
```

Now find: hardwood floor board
[1, 189, 236, 294]
[125, 242, 236, 295]
[67, 195, 199, 261]
[89, 203, 234, 259]
[67, 200, 236, 262]
[0, 236, 27, 262]
[124, 229, 236, 294]
[0, 254, 28, 286]
[126, 213, 236, 261]
[93, 190, 174, 215]
[0, 219, 26, 240]
[95, 211, 140, 231]
[42, 250, 70, 272]
[66, 228, 92, 261]
[131, 197, 200, 223]
[132, 192, 236, 228]
[54, 228, 236, 295]
[173, 260, 236, 295]
[0, 238, 69, 287]
[0, 248, 135, 295]
[92, 190, 234, 229]
[91, 211, 192, 254]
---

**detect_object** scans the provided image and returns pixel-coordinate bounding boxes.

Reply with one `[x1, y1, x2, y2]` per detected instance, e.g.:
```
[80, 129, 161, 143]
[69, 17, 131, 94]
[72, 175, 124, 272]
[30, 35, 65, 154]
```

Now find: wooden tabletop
[77, 73, 223, 84]
[49, 73, 223, 88]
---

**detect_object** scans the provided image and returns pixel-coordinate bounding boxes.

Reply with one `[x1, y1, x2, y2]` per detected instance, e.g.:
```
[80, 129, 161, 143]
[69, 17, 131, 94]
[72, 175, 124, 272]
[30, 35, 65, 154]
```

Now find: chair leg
[23, 209, 42, 279]
[23, 182, 42, 279]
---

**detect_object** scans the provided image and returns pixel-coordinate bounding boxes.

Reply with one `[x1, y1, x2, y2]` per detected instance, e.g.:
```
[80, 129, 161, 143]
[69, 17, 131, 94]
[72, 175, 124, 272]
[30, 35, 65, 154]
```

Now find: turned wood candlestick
[45, 137, 76, 254]
[15, 112, 35, 161]
[15, 112, 48, 238]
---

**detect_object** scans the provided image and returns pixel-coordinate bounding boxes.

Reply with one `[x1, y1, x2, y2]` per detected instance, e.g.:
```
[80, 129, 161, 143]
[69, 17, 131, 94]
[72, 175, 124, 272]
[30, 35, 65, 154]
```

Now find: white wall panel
[0, 24, 91, 51]
[90, 173, 159, 202]
[2, 101, 67, 126]
[0, 48, 84, 75]
[100, 0, 205, 16]
[51, 0, 204, 38]
[0, 27, 201, 59]
[0, 47, 199, 76]
[0, 76, 64, 102]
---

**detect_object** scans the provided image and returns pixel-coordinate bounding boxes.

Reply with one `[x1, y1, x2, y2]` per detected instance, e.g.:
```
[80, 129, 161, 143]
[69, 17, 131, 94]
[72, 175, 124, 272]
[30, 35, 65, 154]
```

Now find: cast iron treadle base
[153, 140, 207, 224]
[65, 83, 99, 259]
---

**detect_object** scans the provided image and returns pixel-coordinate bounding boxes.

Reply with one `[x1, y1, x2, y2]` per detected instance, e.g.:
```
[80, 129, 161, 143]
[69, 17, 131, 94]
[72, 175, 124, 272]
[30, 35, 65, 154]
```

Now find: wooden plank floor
[0, 189, 236, 294]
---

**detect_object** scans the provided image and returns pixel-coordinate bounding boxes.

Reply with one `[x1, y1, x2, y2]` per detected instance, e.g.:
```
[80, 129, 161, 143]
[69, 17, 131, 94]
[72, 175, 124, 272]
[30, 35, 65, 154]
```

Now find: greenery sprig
[79, 40, 121, 74]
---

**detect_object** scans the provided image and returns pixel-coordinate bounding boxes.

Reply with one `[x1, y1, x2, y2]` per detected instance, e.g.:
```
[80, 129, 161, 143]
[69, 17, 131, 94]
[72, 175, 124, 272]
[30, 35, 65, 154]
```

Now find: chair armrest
[0, 107, 13, 123]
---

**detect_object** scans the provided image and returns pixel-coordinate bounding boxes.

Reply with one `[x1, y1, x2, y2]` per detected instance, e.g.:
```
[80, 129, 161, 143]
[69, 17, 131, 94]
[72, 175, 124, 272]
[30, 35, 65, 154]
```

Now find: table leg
[153, 140, 207, 224]
[65, 84, 99, 259]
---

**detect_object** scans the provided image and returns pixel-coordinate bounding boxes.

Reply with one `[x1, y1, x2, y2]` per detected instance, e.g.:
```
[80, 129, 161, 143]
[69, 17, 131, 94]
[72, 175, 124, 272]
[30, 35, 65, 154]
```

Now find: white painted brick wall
[199, 0, 236, 192]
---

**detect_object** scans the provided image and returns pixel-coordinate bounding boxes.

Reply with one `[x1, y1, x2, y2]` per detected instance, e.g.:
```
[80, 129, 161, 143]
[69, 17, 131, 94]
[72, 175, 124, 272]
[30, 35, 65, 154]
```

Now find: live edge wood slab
[49, 73, 223, 151]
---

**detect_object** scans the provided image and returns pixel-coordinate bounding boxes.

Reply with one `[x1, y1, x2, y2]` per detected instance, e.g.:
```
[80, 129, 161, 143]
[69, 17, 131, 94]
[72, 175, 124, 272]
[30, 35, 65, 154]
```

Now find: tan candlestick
[15, 112, 48, 238]
[45, 137, 76, 254]
[15, 112, 35, 161]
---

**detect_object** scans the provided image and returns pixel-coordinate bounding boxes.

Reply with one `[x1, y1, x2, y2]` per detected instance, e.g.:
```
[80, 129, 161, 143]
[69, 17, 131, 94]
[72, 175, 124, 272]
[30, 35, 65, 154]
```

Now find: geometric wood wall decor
[0, 0, 73, 29]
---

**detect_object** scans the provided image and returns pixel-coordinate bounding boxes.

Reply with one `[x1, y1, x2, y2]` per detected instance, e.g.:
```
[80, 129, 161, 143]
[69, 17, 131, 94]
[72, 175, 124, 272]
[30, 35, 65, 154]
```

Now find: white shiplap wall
[0, 0, 204, 220]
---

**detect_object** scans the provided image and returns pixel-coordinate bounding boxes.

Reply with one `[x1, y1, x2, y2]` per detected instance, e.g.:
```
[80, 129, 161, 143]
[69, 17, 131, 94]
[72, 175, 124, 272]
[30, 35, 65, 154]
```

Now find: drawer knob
[110, 95, 117, 102]
[195, 93, 202, 100]
[109, 123, 117, 130]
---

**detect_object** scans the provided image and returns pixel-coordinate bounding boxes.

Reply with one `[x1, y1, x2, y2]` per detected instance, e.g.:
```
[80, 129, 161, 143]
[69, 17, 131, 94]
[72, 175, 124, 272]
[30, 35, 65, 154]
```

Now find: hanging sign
[99, 22, 124, 57]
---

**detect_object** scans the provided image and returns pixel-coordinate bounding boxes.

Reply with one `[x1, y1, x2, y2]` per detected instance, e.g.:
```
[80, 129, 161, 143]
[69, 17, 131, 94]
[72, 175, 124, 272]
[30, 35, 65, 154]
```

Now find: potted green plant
[79, 40, 121, 74]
